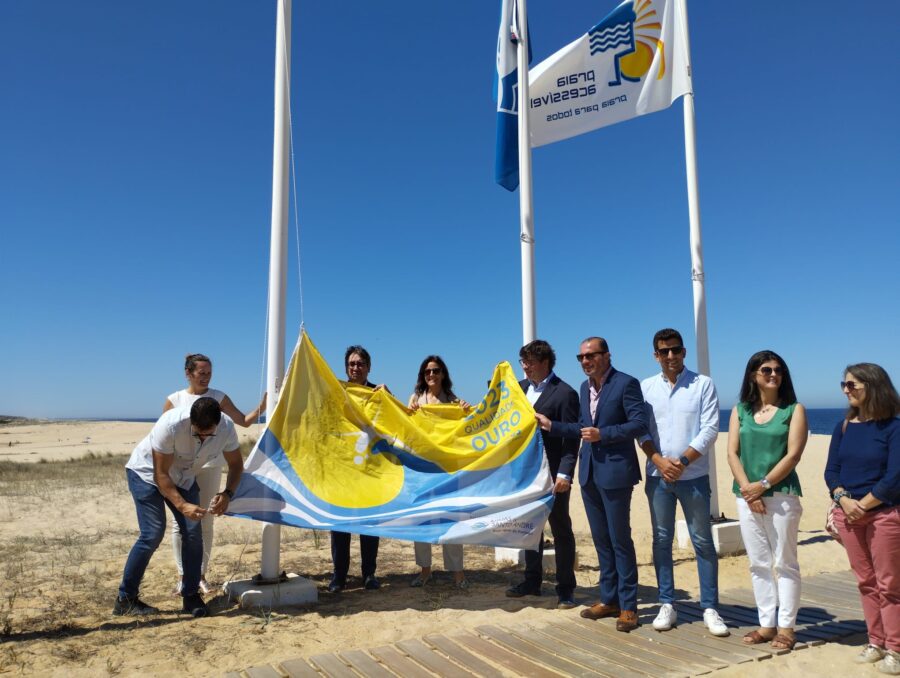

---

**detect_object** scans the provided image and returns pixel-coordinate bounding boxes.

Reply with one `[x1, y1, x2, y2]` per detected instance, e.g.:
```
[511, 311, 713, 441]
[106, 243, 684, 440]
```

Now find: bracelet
[832, 490, 850, 504]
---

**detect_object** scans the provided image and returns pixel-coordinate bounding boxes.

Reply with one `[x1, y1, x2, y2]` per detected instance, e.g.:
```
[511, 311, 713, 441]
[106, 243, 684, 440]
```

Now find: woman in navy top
[824, 362, 900, 671]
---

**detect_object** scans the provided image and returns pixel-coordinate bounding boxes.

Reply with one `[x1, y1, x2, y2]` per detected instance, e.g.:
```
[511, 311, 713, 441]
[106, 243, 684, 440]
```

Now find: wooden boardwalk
[229, 571, 865, 678]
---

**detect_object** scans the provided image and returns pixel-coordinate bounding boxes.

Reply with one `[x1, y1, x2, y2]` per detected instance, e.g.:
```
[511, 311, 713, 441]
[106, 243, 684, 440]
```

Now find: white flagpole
[515, 0, 536, 344]
[679, 0, 719, 519]
[260, 0, 291, 580]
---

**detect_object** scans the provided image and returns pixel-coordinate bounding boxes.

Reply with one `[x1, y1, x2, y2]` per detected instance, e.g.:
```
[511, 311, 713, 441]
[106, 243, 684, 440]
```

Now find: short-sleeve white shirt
[166, 389, 228, 468]
[125, 408, 240, 489]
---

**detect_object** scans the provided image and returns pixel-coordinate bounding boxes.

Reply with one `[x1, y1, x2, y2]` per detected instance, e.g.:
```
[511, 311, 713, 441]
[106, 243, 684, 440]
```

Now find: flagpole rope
[281, 6, 305, 328]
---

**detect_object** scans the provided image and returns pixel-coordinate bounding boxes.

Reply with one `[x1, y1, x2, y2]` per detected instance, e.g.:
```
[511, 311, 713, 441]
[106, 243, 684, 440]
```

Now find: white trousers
[736, 494, 803, 628]
[414, 541, 464, 572]
[172, 465, 222, 576]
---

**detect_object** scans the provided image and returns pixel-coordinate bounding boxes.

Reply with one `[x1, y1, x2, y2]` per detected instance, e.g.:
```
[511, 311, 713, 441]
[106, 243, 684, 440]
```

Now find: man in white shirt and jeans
[115, 397, 242, 618]
[639, 328, 728, 636]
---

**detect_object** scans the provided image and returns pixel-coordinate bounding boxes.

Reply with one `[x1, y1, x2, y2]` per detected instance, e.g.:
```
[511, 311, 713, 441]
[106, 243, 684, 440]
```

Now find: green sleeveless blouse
[732, 402, 802, 497]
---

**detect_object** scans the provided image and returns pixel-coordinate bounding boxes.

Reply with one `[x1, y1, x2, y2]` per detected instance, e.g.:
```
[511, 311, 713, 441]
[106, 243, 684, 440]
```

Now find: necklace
[755, 404, 775, 419]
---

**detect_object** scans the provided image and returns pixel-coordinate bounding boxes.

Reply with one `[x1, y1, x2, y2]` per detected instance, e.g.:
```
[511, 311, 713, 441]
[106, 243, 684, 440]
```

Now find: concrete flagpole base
[676, 518, 744, 556]
[224, 572, 318, 609]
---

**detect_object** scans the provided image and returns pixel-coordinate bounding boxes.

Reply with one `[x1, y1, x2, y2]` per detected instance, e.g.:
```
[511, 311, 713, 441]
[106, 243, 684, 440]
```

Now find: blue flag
[494, 0, 532, 192]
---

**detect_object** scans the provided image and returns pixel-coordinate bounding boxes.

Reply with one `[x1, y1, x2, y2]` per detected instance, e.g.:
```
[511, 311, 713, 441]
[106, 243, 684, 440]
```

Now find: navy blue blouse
[824, 418, 900, 505]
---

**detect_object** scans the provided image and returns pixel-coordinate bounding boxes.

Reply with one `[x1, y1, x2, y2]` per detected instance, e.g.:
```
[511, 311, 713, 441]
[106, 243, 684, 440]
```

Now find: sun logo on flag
[589, 0, 665, 87]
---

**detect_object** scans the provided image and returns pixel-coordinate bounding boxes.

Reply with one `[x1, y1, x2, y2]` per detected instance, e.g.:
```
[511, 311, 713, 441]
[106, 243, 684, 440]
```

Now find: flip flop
[770, 634, 797, 650]
[742, 630, 774, 645]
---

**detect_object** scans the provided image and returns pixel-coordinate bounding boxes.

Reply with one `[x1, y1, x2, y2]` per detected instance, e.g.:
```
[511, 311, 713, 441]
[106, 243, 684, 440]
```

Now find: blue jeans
[119, 469, 203, 599]
[645, 474, 718, 609]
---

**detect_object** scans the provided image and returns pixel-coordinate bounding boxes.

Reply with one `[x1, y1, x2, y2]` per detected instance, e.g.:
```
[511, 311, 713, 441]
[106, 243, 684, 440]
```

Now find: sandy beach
[0, 420, 863, 676]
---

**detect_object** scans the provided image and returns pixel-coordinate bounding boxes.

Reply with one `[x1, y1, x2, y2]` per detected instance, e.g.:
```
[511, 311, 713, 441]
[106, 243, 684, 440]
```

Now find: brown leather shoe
[616, 610, 639, 632]
[580, 602, 621, 620]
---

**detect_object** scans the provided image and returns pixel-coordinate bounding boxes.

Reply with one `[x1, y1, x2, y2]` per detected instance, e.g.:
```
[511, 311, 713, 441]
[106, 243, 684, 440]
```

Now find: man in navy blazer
[535, 336, 647, 632]
[506, 340, 581, 608]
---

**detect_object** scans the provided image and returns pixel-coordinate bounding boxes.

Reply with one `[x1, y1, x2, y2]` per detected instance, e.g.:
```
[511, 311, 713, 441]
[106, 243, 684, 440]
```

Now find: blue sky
[1, 0, 897, 419]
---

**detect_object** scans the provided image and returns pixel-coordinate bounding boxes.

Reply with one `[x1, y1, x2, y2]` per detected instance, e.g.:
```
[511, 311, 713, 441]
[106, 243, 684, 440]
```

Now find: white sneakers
[652, 603, 677, 631]
[703, 608, 730, 637]
[857, 645, 887, 664]
[652, 604, 728, 636]
[877, 650, 900, 675]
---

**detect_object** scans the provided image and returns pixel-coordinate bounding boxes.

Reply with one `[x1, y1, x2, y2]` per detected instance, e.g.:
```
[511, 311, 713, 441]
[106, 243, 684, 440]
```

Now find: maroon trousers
[837, 506, 900, 651]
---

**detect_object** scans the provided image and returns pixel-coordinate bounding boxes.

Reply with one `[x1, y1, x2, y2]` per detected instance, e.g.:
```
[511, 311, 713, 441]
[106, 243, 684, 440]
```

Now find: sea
[718, 408, 845, 435]
[82, 409, 846, 436]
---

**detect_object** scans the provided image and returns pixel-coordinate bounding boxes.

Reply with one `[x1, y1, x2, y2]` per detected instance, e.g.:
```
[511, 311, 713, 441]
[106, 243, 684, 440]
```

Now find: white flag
[528, 0, 691, 148]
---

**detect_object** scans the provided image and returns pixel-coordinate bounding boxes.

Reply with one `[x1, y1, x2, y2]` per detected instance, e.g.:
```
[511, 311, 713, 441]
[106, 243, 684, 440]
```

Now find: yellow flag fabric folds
[228, 332, 553, 549]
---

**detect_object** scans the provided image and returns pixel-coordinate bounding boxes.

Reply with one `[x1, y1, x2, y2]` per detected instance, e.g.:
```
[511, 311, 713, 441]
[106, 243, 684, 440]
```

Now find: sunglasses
[655, 346, 685, 357]
[840, 380, 865, 392]
[576, 351, 608, 362]
[757, 366, 784, 376]
[347, 361, 368, 369]
[424, 368, 442, 376]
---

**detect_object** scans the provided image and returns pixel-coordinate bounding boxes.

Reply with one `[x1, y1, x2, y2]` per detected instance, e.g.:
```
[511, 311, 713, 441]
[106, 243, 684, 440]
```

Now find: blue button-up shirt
[640, 368, 719, 481]
[525, 371, 554, 406]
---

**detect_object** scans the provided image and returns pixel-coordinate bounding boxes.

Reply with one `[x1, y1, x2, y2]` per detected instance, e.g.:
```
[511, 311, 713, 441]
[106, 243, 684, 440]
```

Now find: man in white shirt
[115, 397, 242, 618]
[639, 328, 728, 636]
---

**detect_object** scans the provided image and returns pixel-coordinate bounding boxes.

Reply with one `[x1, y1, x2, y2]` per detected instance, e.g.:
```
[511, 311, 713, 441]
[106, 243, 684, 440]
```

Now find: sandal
[742, 630, 774, 645]
[770, 634, 796, 650]
[410, 573, 432, 588]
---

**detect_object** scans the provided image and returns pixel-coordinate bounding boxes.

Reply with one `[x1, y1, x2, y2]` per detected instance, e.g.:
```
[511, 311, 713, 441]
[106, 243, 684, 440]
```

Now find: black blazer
[552, 367, 647, 489]
[520, 375, 581, 479]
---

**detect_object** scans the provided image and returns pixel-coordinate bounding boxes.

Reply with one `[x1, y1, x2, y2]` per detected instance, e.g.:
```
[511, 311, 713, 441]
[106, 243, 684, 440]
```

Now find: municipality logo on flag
[528, 0, 691, 148]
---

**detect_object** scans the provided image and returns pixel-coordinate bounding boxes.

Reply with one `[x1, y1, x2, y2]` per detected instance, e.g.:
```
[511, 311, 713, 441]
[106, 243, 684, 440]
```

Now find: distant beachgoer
[407, 355, 470, 590]
[824, 363, 900, 672]
[327, 345, 387, 593]
[115, 397, 242, 617]
[164, 353, 266, 595]
[727, 350, 807, 651]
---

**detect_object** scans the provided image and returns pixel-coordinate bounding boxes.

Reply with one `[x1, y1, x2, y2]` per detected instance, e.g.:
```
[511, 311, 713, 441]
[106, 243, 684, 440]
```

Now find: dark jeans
[119, 469, 202, 599]
[524, 488, 576, 596]
[330, 530, 379, 584]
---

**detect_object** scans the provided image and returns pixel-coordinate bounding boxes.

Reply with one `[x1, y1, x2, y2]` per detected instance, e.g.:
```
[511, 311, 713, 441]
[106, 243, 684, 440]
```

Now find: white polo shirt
[125, 408, 240, 490]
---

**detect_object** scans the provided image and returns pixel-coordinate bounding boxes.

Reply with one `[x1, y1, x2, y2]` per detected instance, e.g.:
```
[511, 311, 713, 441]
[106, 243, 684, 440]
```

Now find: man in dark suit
[506, 339, 581, 609]
[535, 336, 647, 632]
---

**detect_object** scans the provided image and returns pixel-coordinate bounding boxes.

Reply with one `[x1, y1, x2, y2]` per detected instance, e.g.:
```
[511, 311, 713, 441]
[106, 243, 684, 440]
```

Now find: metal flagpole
[515, 0, 536, 344]
[679, 0, 719, 519]
[260, 0, 291, 580]
[225, 0, 316, 605]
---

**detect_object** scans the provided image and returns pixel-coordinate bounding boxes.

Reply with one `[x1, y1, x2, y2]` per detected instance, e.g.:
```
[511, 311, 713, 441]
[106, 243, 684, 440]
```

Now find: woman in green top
[727, 350, 808, 651]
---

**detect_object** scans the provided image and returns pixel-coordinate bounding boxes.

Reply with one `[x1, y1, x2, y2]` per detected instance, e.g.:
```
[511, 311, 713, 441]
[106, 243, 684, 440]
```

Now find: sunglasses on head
[757, 366, 784, 376]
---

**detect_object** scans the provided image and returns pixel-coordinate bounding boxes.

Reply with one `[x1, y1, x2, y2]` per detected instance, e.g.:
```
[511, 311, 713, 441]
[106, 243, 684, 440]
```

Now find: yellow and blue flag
[228, 332, 552, 549]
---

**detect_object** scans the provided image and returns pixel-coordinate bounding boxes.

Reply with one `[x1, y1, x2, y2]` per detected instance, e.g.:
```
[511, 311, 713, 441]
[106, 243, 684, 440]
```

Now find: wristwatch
[759, 477, 771, 491]
[678, 455, 691, 467]
[221, 488, 235, 500]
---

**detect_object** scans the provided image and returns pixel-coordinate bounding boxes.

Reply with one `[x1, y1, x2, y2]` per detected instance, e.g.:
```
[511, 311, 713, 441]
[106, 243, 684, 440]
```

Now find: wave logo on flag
[589, 0, 665, 87]
[528, 0, 691, 147]
[227, 331, 552, 549]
